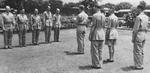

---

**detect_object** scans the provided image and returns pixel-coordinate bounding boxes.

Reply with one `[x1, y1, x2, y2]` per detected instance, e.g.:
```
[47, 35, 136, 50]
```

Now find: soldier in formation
[31, 9, 42, 45]
[2, 6, 15, 49]
[104, 9, 118, 63]
[53, 8, 61, 42]
[43, 6, 53, 43]
[17, 9, 28, 47]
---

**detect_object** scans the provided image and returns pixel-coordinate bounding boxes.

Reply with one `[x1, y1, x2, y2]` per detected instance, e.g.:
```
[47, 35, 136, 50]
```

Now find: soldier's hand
[2, 27, 6, 31]
[82, 31, 86, 34]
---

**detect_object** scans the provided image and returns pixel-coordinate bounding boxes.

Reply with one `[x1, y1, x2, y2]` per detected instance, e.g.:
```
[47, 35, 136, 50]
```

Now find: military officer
[31, 9, 42, 45]
[132, 5, 148, 70]
[104, 9, 118, 63]
[2, 6, 15, 49]
[53, 8, 61, 42]
[43, 6, 53, 43]
[17, 9, 28, 47]
[89, 6, 106, 69]
[76, 5, 88, 54]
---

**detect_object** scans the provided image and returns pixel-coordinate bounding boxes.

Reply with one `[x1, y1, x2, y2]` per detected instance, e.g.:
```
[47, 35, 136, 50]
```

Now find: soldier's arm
[132, 17, 141, 42]
[26, 16, 29, 29]
[59, 15, 62, 28]
[42, 12, 46, 26]
[1, 14, 5, 30]
[51, 13, 54, 27]
[86, 16, 92, 27]
[75, 15, 80, 25]
[12, 15, 16, 27]
[102, 16, 106, 28]
[16, 15, 19, 30]
[115, 18, 119, 28]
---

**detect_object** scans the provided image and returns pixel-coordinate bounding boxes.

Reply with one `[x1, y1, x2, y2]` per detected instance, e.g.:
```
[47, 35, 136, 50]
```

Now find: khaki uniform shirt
[89, 11, 106, 41]
[107, 14, 118, 39]
[43, 11, 53, 27]
[53, 14, 61, 28]
[31, 14, 42, 29]
[76, 11, 88, 32]
[133, 12, 149, 42]
[17, 14, 28, 30]
[2, 12, 15, 30]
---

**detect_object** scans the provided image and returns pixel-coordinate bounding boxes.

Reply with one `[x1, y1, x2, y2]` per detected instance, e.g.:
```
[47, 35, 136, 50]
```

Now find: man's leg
[98, 40, 104, 68]
[22, 29, 26, 47]
[111, 45, 115, 61]
[91, 41, 102, 68]
[54, 28, 57, 42]
[3, 30, 8, 48]
[35, 29, 40, 44]
[77, 31, 85, 54]
[133, 41, 144, 69]
[32, 29, 35, 44]
[48, 27, 51, 43]
[57, 28, 60, 42]
[108, 45, 112, 60]
[109, 40, 115, 61]
[19, 29, 22, 46]
[45, 27, 48, 43]
[8, 29, 13, 48]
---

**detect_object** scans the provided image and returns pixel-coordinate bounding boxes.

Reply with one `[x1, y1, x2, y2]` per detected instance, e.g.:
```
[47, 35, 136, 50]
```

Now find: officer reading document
[76, 5, 88, 54]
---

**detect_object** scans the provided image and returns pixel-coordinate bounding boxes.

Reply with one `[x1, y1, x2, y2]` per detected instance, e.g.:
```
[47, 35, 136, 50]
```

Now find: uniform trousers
[133, 40, 145, 68]
[18, 28, 26, 46]
[54, 27, 60, 42]
[32, 28, 40, 44]
[91, 40, 104, 68]
[76, 25, 86, 53]
[3, 29, 13, 47]
[45, 26, 51, 43]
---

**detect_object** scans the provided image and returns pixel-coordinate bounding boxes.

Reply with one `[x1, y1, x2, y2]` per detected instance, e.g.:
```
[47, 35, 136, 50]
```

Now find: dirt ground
[0, 29, 149, 73]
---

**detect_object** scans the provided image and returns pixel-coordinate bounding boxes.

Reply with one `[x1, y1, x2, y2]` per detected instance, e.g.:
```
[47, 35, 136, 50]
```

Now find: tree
[146, 5, 150, 9]
[62, 2, 79, 15]
[49, 0, 63, 14]
[139, 1, 146, 7]
[101, 3, 115, 9]
[3, 0, 26, 9]
[115, 2, 133, 11]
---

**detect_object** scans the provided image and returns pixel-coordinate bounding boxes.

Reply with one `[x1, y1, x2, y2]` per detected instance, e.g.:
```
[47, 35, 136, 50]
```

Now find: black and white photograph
[0, 0, 149, 73]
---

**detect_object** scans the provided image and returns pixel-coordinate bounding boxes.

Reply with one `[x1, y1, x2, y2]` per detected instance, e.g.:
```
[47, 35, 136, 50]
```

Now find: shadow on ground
[121, 66, 135, 72]
[79, 65, 94, 70]
[64, 51, 83, 55]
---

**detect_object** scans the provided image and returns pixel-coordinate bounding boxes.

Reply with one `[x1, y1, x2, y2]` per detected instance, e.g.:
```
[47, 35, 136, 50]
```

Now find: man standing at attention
[17, 9, 28, 47]
[53, 8, 61, 42]
[76, 5, 88, 54]
[89, 6, 106, 69]
[2, 6, 15, 49]
[104, 9, 118, 63]
[132, 4, 148, 70]
[31, 9, 42, 45]
[43, 6, 53, 43]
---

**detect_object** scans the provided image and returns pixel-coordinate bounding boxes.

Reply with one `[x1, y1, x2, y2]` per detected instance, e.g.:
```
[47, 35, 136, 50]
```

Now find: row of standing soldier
[1, 4, 148, 70]
[1, 6, 61, 49]
[76, 4, 148, 70]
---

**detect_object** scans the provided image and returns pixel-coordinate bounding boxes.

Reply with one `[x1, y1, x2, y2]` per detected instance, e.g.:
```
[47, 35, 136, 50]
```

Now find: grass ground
[0, 29, 149, 73]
